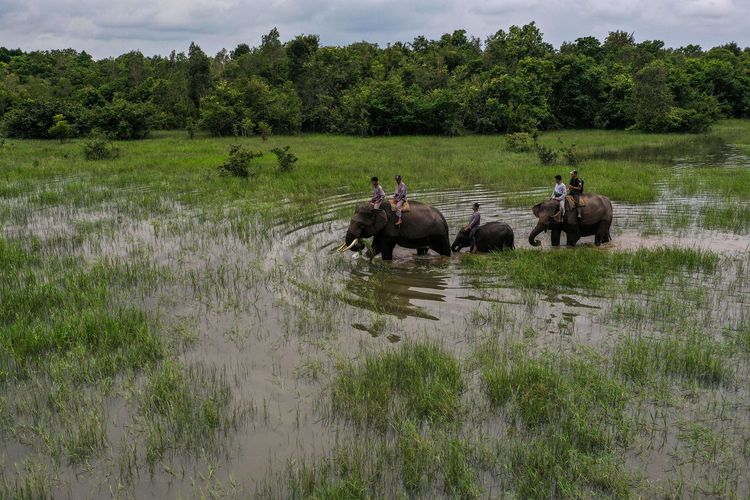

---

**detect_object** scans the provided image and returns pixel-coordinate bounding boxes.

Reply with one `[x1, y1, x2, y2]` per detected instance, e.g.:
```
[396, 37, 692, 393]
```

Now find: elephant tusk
[342, 239, 359, 251]
[335, 243, 347, 252]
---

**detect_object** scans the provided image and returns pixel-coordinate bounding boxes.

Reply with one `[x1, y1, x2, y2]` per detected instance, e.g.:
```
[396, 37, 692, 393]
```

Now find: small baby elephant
[452, 221, 515, 253]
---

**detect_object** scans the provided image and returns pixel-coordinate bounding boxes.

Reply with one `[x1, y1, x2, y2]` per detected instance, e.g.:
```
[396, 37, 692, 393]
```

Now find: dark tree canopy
[1, 24, 748, 139]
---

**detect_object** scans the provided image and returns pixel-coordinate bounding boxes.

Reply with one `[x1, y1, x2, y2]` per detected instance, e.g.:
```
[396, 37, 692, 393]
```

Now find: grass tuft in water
[139, 360, 241, 467]
[479, 342, 631, 498]
[0, 238, 163, 383]
[461, 247, 718, 293]
[331, 342, 463, 428]
[614, 332, 731, 386]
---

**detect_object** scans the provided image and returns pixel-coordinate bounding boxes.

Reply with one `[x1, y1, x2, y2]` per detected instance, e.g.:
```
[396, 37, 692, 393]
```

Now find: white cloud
[0, 0, 747, 57]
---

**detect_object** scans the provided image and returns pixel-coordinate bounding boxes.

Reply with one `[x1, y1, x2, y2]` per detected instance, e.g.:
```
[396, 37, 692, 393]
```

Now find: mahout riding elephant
[340, 201, 451, 260]
[452, 221, 515, 253]
[528, 193, 613, 247]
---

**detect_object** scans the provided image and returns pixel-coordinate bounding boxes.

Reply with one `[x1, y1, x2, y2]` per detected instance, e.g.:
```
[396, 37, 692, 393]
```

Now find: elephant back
[384, 200, 449, 238]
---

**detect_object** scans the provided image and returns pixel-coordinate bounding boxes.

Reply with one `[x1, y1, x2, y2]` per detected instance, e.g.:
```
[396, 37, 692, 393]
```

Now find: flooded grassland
[1, 121, 749, 498]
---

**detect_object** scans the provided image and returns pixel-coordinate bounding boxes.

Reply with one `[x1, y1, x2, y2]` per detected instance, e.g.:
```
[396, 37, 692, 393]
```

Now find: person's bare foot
[395, 218, 402, 226]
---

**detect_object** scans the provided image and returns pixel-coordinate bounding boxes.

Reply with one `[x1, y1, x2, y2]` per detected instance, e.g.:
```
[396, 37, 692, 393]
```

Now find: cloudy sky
[1, 0, 748, 58]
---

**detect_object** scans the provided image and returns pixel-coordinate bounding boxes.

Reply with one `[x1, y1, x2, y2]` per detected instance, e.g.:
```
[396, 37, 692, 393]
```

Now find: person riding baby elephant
[464, 202, 481, 253]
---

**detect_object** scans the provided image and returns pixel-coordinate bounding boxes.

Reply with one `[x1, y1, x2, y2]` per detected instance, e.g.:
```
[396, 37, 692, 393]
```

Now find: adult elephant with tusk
[529, 193, 613, 247]
[341, 201, 451, 260]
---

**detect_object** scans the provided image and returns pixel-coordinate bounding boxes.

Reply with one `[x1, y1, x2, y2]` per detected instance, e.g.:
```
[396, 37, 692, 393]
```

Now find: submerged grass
[0, 237, 163, 383]
[615, 332, 731, 386]
[260, 418, 487, 498]
[478, 342, 631, 498]
[331, 342, 463, 428]
[139, 360, 242, 467]
[700, 203, 750, 234]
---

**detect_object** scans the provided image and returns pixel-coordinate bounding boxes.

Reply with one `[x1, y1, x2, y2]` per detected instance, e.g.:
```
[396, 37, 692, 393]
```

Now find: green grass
[461, 247, 718, 293]
[479, 343, 631, 498]
[0, 238, 163, 383]
[615, 333, 731, 386]
[2, 120, 749, 222]
[331, 342, 463, 427]
[259, 418, 485, 498]
[700, 204, 750, 233]
[139, 360, 243, 467]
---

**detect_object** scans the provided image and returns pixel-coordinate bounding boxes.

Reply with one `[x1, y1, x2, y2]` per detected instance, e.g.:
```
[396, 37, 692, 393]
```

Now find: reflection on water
[339, 261, 452, 320]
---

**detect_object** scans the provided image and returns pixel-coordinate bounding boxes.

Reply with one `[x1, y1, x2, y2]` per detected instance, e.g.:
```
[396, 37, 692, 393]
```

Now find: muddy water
[1, 144, 749, 498]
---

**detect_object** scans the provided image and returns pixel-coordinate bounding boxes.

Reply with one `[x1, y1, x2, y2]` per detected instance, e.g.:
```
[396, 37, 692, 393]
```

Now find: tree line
[1, 23, 749, 140]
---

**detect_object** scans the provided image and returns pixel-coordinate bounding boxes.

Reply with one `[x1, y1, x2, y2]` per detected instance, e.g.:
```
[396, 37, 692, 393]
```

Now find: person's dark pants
[470, 227, 478, 247]
[572, 192, 582, 218]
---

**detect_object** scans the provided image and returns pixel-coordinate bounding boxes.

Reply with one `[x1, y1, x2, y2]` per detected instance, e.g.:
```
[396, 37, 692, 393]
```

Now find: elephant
[528, 193, 613, 247]
[451, 221, 515, 253]
[340, 201, 452, 260]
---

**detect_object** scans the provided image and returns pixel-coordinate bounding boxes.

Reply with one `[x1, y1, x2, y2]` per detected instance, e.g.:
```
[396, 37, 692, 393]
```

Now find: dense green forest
[1, 23, 749, 139]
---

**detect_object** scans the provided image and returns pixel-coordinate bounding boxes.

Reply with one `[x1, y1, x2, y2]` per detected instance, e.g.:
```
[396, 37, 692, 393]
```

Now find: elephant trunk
[528, 223, 546, 247]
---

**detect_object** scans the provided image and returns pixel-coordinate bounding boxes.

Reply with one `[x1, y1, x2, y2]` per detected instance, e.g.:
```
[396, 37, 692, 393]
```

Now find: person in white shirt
[552, 175, 567, 220]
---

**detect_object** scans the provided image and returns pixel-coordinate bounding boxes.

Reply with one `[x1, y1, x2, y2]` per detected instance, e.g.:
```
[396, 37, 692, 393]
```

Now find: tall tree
[187, 42, 212, 111]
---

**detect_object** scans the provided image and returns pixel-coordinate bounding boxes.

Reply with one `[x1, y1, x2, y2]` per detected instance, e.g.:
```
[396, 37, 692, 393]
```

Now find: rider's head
[570, 170, 578, 178]
[473, 202, 480, 211]
[555, 175, 562, 183]
[395, 175, 402, 183]
[370, 176, 379, 185]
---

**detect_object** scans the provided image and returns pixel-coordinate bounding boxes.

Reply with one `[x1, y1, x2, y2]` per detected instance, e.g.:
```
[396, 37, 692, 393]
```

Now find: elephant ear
[373, 210, 388, 231]
[532, 203, 542, 218]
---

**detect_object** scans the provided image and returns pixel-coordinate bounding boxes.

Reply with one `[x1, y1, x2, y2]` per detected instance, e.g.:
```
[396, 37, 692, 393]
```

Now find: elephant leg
[417, 248, 429, 256]
[371, 235, 382, 257]
[381, 240, 396, 261]
[430, 236, 452, 257]
[551, 228, 561, 246]
[565, 226, 580, 247]
[596, 221, 611, 245]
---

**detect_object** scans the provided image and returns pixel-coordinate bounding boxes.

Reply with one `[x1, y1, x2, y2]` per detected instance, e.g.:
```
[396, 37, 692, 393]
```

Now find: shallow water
[2, 142, 750, 497]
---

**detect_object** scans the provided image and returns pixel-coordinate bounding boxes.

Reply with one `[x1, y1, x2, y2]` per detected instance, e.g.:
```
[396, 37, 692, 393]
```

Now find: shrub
[257, 121, 272, 141]
[186, 118, 196, 139]
[236, 117, 255, 137]
[271, 146, 298, 172]
[536, 145, 558, 165]
[48, 114, 75, 143]
[82, 134, 120, 160]
[217, 144, 262, 178]
[505, 132, 535, 152]
[560, 144, 581, 166]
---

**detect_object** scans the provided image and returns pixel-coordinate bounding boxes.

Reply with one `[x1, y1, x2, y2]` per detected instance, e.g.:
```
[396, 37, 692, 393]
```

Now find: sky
[1, 0, 748, 58]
